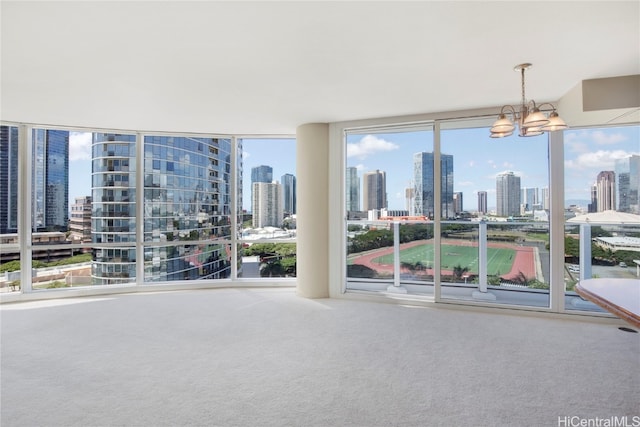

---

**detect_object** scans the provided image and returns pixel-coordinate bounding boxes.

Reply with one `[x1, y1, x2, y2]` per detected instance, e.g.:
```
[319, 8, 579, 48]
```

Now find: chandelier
[490, 63, 568, 138]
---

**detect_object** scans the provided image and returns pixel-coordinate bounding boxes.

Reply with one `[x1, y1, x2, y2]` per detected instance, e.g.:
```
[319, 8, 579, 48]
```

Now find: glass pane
[439, 122, 550, 307]
[1, 126, 20, 291]
[345, 128, 434, 293]
[239, 138, 297, 279]
[240, 242, 296, 278]
[92, 133, 138, 285]
[563, 125, 640, 311]
[142, 135, 233, 282]
[144, 242, 231, 281]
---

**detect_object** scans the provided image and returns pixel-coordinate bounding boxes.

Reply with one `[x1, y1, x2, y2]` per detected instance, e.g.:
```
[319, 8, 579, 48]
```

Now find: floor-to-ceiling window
[345, 126, 435, 294]
[0, 125, 296, 293]
[438, 119, 551, 308]
[238, 138, 297, 279]
[563, 125, 640, 312]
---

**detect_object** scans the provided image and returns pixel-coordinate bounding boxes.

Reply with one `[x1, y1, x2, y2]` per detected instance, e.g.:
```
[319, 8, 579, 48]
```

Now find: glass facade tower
[615, 155, 640, 214]
[346, 166, 360, 212]
[281, 173, 296, 215]
[91, 134, 234, 284]
[0, 126, 19, 233]
[413, 152, 454, 219]
[33, 129, 70, 232]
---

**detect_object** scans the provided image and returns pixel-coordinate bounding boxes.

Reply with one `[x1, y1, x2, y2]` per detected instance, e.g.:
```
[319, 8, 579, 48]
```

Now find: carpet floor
[1, 287, 638, 427]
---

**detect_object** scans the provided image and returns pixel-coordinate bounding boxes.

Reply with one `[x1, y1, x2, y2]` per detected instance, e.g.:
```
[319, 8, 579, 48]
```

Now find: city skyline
[347, 125, 639, 212]
[38, 125, 640, 216]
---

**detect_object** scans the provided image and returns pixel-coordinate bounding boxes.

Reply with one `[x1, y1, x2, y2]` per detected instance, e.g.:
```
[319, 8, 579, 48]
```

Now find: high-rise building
[588, 183, 598, 213]
[453, 192, 463, 215]
[496, 171, 521, 217]
[251, 165, 273, 213]
[541, 187, 550, 210]
[477, 191, 487, 214]
[346, 167, 360, 212]
[0, 125, 19, 234]
[69, 196, 93, 243]
[615, 155, 640, 214]
[413, 152, 454, 219]
[521, 187, 538, 211]
[405, 187, 414, 215]
[595, 171, 616, 212]
[92, 134, 233, 284]
[252, 181, 283, 228]
[281, 173, 296, 215]
[32, 129, 70, 232]
[362, 170, 386, 212]
[251, 165, 273, 184]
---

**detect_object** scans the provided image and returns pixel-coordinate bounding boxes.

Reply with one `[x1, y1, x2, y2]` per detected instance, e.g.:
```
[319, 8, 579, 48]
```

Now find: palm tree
[452, 264, 469, 281]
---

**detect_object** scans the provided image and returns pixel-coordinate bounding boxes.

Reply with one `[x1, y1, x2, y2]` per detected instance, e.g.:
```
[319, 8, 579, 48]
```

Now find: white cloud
[501, 161, 515, 169]
[564, 150, 631, 170]
[458, 181, 474, 187]
[69, 132, 92, 161]
[565, 129, 628, 150]
[347, 135, 399, 159]
[354, 163, 366, 171]
[591, 130, 627, 145]
[243, 150, 251, 160]
[494, 170, 522, 179]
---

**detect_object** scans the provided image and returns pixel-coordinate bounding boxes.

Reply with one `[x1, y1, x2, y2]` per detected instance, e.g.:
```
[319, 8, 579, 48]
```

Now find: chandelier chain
[521, 67, 526, 109]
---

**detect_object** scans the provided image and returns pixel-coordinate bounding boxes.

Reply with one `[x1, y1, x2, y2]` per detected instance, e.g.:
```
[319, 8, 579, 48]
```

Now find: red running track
[349, 239, 535, 281]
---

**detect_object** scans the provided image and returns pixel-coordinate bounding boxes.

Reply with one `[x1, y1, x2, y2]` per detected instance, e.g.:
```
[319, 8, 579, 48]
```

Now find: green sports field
[372, 243, 515, 275]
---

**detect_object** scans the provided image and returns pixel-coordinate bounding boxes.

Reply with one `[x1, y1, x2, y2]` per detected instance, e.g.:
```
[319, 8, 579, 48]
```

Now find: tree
[260, 261, 285, 277]
[452, 264, 469, 281]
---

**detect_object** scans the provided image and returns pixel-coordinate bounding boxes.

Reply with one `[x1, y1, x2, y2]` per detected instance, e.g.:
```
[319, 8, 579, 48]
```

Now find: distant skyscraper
[413, 152, 454, 218]
[0, 125, 19, 234]
[615, 155, 640, 214]
[541, 187, 550, 210]
[346, 167, 360, 212]
[362, 170, 386, 212]
[477, 191, 487, 214]
[251, 165, 273, 183]
[281, 173, 296, 215]
[496, 172, 521, 217]
[595, 171, 616, 212]
[252, 181, 283, 228]
[521, 187, 538, 211]
[405, 187, 414, 215]
[251, 165, 273, 213]
[453, 192, 463, 215]
[32, 129, 70, 232]
[588, 183, 597, 213]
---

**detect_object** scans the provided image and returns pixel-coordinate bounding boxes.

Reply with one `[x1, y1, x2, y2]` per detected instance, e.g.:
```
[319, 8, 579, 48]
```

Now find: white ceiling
[1, 1, 639, 135]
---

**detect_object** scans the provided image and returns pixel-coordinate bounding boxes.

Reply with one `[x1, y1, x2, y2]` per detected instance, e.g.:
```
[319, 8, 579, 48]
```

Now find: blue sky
[346, 125, 639, 211]
[67, 126, 639, 213]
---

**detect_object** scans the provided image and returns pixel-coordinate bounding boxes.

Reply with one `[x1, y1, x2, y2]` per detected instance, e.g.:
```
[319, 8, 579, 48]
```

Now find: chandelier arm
[499, 104, 517, 118]
[536, 102, 557, 113]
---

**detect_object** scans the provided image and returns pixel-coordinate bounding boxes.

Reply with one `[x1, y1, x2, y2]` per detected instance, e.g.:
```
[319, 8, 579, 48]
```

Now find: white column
[579, 224, 592, 280]
[478, 221, 488, 292]
[296, 123, 329, 298]
[472, 220, 495, 301]
[387, 221, 407, 293]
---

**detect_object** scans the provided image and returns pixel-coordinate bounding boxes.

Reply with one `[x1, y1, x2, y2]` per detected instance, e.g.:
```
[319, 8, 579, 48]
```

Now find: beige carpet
[1, 288, 638, 427]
